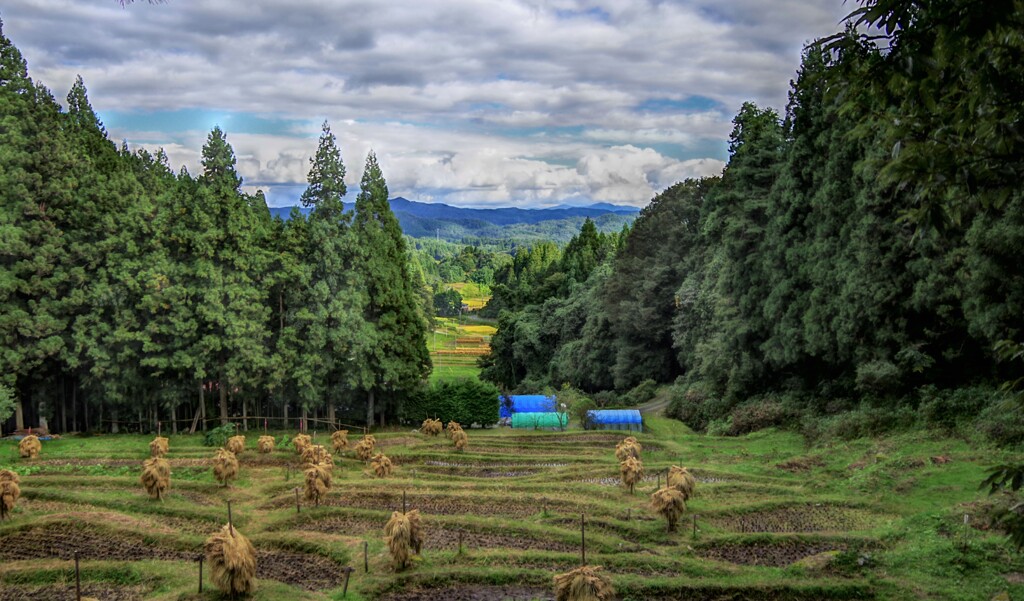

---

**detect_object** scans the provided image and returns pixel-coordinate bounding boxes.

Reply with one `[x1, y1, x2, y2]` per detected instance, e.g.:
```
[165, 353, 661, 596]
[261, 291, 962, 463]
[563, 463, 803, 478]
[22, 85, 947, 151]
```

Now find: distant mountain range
[267, 197, 639, 243]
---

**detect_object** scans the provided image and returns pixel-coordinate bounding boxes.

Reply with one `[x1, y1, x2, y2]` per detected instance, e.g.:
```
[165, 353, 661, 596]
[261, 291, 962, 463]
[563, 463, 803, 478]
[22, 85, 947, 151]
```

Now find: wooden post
[403, 490, 407, 514]
[692, 514, 698, 538]
[295, 487, 301, 513]
[227, 500, 234, 535]
[657, 472, 661, 489]
[580, 513, 586, 566]
[458, 531, 464, 555]
[198, 555, 204, 593]
[75, 551, 81, 601]
[342, 566, 354, 596]
[363, 541, 369, 573]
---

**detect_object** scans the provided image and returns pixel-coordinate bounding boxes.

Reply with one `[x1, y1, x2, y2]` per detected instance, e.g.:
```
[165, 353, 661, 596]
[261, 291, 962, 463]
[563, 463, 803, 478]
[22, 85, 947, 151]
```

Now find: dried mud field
[1, 417, 1021, 600]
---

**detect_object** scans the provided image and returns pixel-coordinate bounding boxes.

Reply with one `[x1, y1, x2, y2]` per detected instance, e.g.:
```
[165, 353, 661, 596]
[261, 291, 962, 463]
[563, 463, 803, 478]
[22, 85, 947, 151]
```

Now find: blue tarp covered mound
[499, 395, 557, 418]
[586, 409, 642, 431]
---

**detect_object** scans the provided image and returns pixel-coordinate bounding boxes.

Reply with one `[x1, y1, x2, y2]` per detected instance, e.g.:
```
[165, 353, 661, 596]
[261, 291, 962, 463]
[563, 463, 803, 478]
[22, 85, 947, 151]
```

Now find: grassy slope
[0, 419, 1021, 600]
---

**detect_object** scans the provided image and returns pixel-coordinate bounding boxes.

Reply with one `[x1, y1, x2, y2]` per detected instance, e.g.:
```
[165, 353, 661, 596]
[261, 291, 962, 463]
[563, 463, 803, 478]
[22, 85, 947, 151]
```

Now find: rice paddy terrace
[1, 417, 1021, 600]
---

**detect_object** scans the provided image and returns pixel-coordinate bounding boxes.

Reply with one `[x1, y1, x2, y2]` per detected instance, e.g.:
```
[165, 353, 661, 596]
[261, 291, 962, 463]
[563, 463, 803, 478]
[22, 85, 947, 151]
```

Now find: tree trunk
[14, 399, 24, 432]
[60, 376, 67, 434]
[111, 408, 119, 433]
[200, 383, 207, 431]
[302, 408, 308, 433]
[172, 403, 178, 435]
[366, 389, 374, 429]
[283, 400, 289, 431]
[242, 397, 248, 431]
[71, 381, 77, 432]
[328, 402, 336, 430]
[219, 365, 228, 425]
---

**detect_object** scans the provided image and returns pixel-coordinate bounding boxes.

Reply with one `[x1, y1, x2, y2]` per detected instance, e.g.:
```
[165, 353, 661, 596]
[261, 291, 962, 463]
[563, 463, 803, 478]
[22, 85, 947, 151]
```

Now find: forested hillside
[481, 2, 1024, 442]
[0, 26, 429, 433]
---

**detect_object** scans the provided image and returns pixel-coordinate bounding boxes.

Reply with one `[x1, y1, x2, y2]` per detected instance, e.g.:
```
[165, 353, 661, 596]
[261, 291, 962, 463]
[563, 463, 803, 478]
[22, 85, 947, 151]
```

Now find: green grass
[0, 420, 1021, 600]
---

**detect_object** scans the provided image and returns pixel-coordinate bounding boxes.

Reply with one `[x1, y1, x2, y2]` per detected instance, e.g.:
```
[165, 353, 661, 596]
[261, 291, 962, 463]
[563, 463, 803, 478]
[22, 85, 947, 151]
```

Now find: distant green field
[428, 315, 496, 382]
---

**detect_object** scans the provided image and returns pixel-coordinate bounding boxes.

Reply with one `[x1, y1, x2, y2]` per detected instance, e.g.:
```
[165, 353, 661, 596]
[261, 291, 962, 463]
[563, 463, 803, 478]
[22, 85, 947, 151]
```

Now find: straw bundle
[384, 509, 423, 570]
[226, 435, 246, 455]
[213, 448, 240, 487]
[667, 465, 696, 501]
[619, 456, 644, 494]
[292, 433, 312, 455]
[19, 435, 41, 459]
[331, 429, 349, 452]
[371, 453, 393, 477]
[304, 462, 332, 506]
[205, 524, 257, 596]
[445, 421, 461, 439]
[354, 436, 376, 461]
[149, 436, 169, 458]
[140, 457, 171, 500]
[614, 437, 641, 462]
[451, 429, 468, 452]
[301, 444, 334, 467]
[0, 470, 20, 521]
[650, 486, 686, 532]
[257, 435, 275, 454]
[421, 418, 442, 436]
[553, 565, 615, 601]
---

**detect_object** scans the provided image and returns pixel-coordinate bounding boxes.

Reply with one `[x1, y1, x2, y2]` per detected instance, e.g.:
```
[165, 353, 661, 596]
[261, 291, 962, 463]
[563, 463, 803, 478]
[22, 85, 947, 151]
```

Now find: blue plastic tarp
[498, 394, 558, 418]
[587, 410, 643, 425]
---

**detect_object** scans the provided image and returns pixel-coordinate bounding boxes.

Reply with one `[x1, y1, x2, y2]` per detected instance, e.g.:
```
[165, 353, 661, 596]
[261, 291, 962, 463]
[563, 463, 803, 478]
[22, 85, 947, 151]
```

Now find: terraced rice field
[0, 417, 1021, 600]
[430, 317, 496, 381]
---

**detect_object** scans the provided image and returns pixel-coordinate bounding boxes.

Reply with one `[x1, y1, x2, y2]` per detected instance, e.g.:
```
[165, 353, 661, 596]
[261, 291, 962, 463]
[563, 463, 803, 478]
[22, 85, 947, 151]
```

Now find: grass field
[1, 418, 1022, 600]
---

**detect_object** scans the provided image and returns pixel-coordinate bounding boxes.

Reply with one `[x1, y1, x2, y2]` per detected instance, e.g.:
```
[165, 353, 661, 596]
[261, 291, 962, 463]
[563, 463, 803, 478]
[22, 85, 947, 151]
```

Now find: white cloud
[0, 0, 849, 206]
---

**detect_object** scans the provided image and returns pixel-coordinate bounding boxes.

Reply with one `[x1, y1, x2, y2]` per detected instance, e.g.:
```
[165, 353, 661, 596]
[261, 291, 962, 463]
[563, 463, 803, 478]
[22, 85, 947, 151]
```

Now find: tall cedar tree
[352, 152, 430, 426]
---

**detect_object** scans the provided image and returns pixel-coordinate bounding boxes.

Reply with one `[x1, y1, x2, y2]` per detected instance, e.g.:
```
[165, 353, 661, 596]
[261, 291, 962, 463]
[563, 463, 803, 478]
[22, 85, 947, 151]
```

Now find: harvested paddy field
[1, 417, 1022, 600]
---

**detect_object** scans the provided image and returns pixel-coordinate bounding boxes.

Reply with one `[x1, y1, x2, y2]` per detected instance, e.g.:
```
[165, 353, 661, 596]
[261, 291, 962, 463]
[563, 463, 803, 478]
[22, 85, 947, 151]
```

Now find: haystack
[614, 437, 640, 462]
[667, 465, 696, 500]
[445, 421, 461, 439]
[451, 429, 468, 452]
[331, 429, 349, 452]
[354, 435, 376, 461]
[226, 435, 246, 455]
[19, 435, 41, 459]
[619, 456, 643, 494]
[384, 509, 423, 570]
[553, 565, 614, 601]
[304, 462, 332, 506]
[257, 435, 275, 454]
[213, 448, 240, 487]
[371, 453, 393, 477]
[140, 457, 171, 500]
[301, 444, 334, 467]
[292, 433, 311, 455]
[0, 470, 20, 521]
[205, 524, 257, 596]
[650, 486, 686, 532]
[149, 436, 169, 458]
[421, 418, 442, 436]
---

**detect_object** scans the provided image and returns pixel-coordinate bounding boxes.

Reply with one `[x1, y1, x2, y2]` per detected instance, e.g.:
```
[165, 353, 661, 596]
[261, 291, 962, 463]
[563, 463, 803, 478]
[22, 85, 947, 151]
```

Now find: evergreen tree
[352, 151, 430, 426]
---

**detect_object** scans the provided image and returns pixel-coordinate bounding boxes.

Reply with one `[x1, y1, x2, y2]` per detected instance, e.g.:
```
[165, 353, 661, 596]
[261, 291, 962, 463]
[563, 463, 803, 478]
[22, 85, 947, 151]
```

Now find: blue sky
[2, 0, 849, 208]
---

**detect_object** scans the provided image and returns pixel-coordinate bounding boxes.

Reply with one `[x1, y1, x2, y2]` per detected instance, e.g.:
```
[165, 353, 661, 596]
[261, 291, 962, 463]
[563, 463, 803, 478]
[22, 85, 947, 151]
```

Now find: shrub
[918, 385, 996, 431]
[727, 399, 789, 435]
[401, 379, 500, 426]
[622, 379, 658, 406]
[666, 384, 732, 432]
[977, 400, 1024, 446]
[204, 423, 237, 448]
[854, 360, 902, 396]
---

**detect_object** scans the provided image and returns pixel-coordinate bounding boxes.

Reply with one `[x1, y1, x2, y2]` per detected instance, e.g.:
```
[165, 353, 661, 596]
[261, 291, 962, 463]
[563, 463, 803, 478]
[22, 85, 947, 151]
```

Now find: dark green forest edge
[478, 0, 1024, 543]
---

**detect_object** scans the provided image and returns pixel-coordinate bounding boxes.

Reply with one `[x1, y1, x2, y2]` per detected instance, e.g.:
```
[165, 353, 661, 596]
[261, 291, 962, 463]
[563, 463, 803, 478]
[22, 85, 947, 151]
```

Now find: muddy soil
[0, 584, 147, 601]
[257, 549, 346, 590]
[708, 504, 876, 533]
[300, 516, 576, 552]
[0, 526, 192, 562]
[279, 492, 556, 518]
[698, 541, 847, 567]
[379, 585, 554, 600]
[417, 466, 537, 478]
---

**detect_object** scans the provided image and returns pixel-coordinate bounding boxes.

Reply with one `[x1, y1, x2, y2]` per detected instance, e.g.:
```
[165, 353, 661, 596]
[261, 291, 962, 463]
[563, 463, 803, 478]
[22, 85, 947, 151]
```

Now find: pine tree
[352, 151, 430, 426]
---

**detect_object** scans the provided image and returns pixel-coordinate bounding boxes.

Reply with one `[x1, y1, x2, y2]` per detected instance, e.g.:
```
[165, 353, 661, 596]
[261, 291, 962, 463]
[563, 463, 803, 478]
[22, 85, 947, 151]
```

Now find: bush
[918, 385, 996, 431]
[977, 399, 1024, 446]
[204, 423, 237, 447]
[804, 403, 917, 441]
[591, 390, 619, 408]
[855, 360, 902, 396]
[727, 399, 789, 436]
[622, 379, 658, 406]
[401, 379, 500, 427]
[666, 384, 732, 432]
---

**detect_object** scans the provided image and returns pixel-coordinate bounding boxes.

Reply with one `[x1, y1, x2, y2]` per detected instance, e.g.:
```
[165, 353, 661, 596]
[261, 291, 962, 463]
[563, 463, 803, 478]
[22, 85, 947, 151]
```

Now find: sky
[1, 0, 850, 208]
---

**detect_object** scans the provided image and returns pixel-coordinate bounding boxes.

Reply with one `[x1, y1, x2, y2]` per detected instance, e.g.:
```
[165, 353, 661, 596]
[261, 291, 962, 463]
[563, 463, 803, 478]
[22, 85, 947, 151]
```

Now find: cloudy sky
[2, 0, 849, 208]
